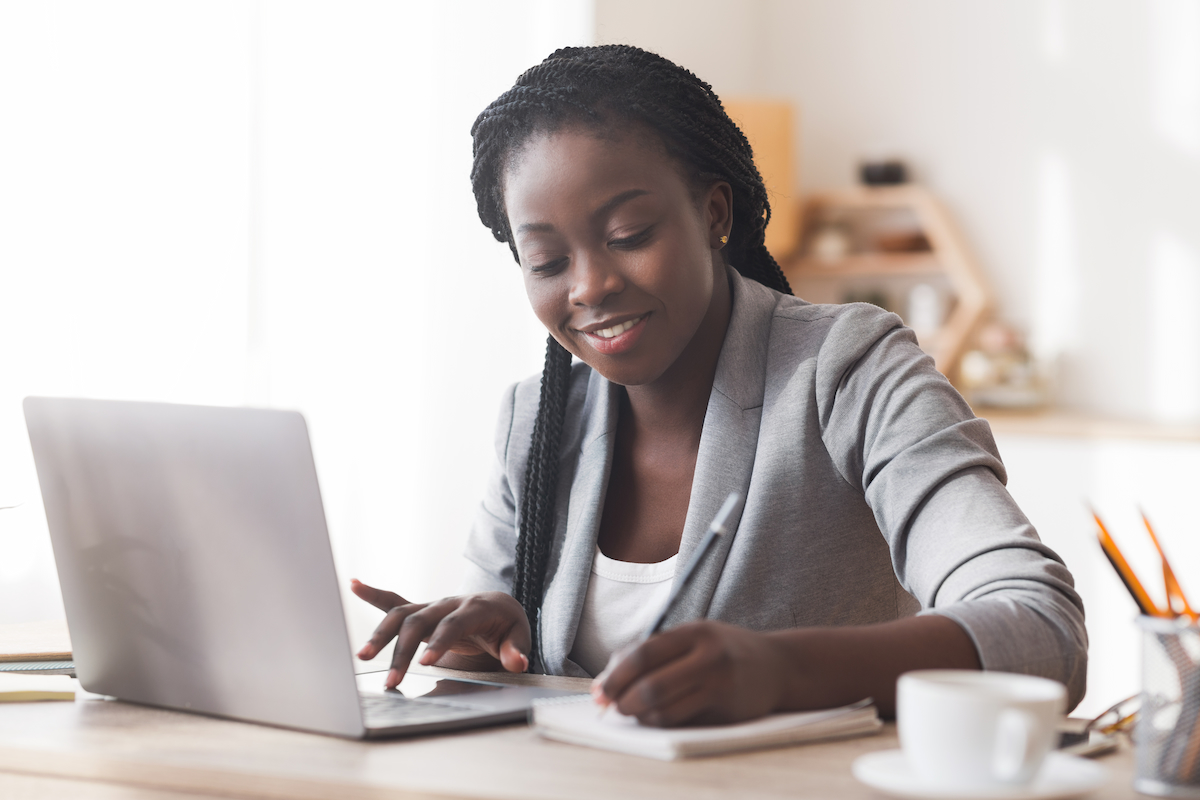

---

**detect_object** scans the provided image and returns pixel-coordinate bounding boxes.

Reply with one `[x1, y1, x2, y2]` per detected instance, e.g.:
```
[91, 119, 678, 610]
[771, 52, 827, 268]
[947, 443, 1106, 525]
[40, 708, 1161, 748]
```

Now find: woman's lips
[579, 314, 649, 355]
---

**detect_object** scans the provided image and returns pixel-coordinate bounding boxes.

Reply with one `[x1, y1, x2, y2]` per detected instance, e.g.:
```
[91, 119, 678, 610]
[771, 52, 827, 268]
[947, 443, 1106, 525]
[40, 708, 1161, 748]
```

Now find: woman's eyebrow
[593, 188, 650, 219]
[517, 221, 556, 235]
[516, 189, 651, 236]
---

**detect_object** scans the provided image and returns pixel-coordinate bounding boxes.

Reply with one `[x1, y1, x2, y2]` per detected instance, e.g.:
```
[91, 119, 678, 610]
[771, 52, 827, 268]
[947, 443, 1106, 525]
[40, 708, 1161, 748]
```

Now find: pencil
[1140, 509, 1197, 621]
[1099, 547, 1156, 617]
[1091, 510, 1165, 617]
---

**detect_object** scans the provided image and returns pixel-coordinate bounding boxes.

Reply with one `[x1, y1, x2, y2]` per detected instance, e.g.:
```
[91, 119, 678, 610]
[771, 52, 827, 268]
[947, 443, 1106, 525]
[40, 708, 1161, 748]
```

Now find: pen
[594, 491, 741, 715]
[639, 491, 741, 642]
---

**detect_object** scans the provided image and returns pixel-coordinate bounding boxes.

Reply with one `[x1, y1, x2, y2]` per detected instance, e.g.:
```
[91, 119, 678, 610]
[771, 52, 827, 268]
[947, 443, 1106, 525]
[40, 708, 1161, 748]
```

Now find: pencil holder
[1137, 616, 1200, 797]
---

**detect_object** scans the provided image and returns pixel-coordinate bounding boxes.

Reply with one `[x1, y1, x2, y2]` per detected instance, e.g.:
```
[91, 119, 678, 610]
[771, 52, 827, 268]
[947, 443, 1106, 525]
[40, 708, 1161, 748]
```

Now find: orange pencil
[1140, 509, 1197, 621]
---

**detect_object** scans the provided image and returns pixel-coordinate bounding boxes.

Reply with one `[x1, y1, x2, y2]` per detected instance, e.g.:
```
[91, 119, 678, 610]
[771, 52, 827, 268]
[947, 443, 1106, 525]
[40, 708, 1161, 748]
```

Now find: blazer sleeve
[816, 304, 1089, 709]
[458, 383, 520, 596]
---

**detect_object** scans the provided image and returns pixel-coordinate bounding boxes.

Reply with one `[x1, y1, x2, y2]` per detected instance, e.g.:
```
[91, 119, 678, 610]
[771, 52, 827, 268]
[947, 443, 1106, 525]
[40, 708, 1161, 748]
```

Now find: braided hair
[470, 45, 792, 670]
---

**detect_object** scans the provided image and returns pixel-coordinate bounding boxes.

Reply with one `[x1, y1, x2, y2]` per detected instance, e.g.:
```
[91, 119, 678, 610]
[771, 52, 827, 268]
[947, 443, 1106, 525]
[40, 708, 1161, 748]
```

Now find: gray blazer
[463, 268, 1088, 707]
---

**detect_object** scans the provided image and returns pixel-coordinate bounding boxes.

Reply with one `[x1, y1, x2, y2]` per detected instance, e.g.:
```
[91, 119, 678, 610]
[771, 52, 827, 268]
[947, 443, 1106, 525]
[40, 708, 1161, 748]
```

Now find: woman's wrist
[766, 615, 982, 717]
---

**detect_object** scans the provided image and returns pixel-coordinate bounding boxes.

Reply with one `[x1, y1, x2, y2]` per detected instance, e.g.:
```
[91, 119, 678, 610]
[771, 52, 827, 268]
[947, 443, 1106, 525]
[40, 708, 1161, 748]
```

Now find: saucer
[851, 750, 1109, 799]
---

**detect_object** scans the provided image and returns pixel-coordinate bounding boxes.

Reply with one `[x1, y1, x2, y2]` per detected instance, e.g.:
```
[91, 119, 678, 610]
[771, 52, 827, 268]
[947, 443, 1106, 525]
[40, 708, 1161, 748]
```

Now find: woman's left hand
[592, 620, 788, 727]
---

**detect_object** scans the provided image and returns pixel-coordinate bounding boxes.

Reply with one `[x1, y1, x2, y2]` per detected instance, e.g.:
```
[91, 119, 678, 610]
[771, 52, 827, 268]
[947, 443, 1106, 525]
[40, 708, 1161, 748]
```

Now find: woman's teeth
[593, 317, 640, 339]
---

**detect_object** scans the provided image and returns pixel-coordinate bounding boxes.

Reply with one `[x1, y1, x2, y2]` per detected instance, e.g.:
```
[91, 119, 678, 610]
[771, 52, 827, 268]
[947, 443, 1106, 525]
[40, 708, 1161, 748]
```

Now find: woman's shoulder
[772, 294, 905, 350]
[777, 298, 910, 377]
[727, 275, 958, 431]
[732, 275, 911, 379]
[730, 269, 907, 360]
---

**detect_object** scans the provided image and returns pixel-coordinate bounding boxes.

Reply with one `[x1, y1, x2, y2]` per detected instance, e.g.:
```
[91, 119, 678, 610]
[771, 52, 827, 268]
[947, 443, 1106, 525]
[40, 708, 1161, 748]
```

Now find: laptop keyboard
[360, 692, 489, 727]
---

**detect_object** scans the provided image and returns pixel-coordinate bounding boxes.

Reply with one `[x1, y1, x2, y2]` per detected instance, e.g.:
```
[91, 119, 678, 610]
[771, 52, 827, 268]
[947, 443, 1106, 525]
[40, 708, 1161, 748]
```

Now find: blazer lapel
[664, 269, 775, 628]
[538, 370, 619, 676]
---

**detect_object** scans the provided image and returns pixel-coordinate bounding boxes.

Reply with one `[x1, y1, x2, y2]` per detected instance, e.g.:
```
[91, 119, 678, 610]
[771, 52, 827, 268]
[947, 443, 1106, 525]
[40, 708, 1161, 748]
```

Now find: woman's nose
[567, 251, 624, 307]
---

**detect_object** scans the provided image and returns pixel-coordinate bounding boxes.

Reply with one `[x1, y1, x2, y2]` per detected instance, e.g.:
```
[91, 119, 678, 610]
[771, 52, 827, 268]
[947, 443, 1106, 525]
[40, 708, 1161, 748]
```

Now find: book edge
[0, 691, 76, 702]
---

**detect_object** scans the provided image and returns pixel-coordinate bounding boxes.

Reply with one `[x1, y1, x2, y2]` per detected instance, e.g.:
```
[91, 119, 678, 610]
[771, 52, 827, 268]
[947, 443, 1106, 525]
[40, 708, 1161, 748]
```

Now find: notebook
[531, 696, 881, 760]
[0, 620, 71, 663]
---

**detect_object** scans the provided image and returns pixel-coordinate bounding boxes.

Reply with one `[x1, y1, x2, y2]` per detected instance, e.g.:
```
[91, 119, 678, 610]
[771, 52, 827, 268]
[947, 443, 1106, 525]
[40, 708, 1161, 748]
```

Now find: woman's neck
[623, 262, 732, 438]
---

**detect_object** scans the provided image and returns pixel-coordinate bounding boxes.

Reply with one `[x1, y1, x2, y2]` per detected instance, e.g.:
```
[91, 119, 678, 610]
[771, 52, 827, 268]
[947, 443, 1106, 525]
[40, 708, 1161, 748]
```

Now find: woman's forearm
[768, 614, 982, 718]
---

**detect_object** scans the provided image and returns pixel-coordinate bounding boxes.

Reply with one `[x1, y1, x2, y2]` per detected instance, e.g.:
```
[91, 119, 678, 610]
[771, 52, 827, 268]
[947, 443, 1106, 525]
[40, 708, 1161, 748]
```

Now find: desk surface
[0, 665, 1139, 800]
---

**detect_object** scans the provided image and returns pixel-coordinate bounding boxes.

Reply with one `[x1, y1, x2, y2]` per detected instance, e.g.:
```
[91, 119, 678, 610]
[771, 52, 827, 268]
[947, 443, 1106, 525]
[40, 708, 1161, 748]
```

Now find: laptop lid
[24, 397, 366, 738]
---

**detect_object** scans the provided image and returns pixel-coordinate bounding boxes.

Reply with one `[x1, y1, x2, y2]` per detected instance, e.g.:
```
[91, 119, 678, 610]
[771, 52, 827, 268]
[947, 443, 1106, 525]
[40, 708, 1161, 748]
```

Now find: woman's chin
[582, 358, 668, 388]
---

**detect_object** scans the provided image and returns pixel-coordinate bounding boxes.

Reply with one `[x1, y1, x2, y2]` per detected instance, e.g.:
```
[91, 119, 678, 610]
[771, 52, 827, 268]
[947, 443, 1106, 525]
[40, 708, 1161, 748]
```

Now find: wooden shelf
[786, 252, 942, 279]
[784, 185, 993, 382]
[803, 184, 932, 210]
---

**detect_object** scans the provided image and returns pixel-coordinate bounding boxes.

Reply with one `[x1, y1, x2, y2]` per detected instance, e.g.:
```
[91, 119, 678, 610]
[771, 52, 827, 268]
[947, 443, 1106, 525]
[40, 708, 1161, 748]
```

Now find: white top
[568, 547, 678, 677]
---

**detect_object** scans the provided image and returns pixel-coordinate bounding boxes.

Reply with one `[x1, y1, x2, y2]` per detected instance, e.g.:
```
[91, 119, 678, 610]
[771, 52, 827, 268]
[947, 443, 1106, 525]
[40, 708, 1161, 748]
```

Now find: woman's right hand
[350, 579, 531, 689]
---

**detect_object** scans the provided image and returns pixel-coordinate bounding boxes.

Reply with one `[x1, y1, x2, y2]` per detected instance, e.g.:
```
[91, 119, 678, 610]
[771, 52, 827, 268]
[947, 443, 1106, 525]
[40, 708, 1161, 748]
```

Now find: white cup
[897, 670, 1067, 791]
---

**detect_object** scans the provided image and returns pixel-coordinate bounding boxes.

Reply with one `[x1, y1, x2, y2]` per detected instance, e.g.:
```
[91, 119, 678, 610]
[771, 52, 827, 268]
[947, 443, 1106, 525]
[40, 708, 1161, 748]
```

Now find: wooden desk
[0, 666, 1139, 800]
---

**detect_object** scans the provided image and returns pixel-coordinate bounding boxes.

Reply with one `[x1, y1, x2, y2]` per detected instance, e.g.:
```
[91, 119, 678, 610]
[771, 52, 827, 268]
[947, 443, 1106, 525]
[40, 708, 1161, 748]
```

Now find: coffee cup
[897, 670, 1067, 791]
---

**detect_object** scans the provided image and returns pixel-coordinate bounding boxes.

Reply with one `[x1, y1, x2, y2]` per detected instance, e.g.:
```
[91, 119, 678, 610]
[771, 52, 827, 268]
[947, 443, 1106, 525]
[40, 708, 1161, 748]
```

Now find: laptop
[23, 397, 580, 739]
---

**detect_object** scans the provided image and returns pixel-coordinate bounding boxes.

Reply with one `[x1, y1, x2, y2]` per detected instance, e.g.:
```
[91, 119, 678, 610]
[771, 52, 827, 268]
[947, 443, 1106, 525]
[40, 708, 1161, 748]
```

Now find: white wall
[0, 1, 592, 646]
[595, 0, 768, 94]
[597, 0, 1200, 425]
[0, 1, 254, 623]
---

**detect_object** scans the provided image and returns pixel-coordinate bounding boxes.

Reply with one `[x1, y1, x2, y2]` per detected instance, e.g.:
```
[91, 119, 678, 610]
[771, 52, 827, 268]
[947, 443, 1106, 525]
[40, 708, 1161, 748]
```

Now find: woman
[353, 45, 1086, 726]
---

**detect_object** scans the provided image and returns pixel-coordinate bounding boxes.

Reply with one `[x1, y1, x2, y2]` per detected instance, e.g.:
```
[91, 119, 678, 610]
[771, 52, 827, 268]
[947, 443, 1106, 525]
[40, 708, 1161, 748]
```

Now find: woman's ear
[704, 181, 734, 250]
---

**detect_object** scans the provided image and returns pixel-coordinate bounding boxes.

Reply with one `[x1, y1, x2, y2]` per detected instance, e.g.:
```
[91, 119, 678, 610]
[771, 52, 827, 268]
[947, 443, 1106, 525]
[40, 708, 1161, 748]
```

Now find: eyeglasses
[1086, 693, 1139, 738]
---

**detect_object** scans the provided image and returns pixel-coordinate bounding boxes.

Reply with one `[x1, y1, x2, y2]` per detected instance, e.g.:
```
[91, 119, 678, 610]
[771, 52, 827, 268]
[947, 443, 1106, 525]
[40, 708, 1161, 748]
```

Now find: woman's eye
[529, 257, 567, 274]
[609, 227, 653, 249]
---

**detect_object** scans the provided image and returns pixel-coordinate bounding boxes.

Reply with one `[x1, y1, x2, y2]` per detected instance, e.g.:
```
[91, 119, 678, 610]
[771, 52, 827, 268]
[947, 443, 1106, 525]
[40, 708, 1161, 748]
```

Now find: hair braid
[471, 46, 792, 669]
[513, 335, 573, 669]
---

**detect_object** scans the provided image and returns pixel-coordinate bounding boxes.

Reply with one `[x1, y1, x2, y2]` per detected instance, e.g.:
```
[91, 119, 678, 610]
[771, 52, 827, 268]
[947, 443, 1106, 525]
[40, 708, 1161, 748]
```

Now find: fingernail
[418, 650, 435, 665]
[520, 653, 529, 671]
[386, 668, 401, 688]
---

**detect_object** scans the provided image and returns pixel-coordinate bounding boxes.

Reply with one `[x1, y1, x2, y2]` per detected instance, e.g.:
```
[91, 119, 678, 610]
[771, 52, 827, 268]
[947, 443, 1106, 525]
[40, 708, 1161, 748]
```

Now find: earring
[719, 235, 729, 245]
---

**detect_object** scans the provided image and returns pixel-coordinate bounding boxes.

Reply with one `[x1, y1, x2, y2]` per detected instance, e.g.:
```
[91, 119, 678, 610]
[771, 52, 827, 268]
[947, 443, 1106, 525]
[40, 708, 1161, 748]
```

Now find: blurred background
[3, 0, 1199, 718]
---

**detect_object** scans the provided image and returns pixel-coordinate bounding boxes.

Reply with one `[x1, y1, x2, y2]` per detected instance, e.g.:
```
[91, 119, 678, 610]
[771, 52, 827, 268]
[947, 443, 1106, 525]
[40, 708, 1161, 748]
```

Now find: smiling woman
[351, 45, 1088, 728]
[506, 131, 731, 388]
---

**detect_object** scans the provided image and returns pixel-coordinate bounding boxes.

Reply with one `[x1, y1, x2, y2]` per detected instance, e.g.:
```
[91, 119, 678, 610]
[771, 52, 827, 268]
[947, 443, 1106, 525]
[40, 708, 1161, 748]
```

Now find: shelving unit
[781, 185, 993, 383]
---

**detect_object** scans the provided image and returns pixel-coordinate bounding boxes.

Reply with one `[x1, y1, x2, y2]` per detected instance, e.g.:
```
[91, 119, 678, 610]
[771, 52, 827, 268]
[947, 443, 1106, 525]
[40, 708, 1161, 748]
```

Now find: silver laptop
[23, 397, 579, 739]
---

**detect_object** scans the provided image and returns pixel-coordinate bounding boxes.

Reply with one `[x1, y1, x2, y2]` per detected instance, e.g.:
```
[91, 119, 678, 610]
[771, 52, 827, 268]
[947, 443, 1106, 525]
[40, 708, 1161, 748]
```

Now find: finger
[495, 606, 532, 673]
[358, 604, 420, 661]
[417, 595, 531, 671]
[418, 603, 490, 665]
[600, 629, 696, 703]
[387, 600, 459, 688]
[591, 645, 634, 706]
[635, 684, 712, 728]
[498, 634, 531, 673]
[613, 648, 708, 720]
[350, 578, 407, 612]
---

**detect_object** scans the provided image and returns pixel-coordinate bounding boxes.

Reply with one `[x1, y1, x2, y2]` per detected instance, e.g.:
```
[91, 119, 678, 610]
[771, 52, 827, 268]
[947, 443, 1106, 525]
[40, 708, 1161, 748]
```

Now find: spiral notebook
[530, 696, 881, 760]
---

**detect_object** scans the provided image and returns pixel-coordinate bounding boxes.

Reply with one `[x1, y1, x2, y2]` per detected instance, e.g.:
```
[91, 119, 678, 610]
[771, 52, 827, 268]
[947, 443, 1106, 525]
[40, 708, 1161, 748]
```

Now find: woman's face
[503, 127, 732, 388]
